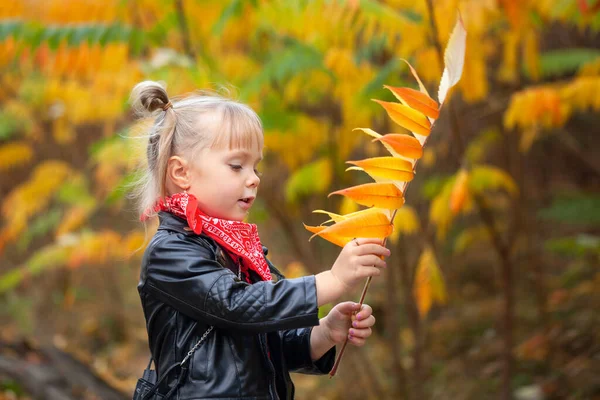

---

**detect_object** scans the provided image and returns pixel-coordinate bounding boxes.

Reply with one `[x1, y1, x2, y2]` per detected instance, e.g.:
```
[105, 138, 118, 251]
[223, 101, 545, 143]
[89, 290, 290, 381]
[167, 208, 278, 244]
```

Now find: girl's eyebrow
[228, 149, 263, 162]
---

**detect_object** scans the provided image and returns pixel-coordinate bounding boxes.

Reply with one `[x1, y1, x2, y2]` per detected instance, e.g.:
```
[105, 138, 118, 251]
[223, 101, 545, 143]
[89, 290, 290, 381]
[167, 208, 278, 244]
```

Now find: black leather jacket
[138, 212, 335, 399]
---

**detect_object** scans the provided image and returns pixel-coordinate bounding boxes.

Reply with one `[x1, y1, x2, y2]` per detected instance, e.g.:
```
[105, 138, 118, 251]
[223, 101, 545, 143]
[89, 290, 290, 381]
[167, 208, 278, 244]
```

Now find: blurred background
[0, 0, 599, 399]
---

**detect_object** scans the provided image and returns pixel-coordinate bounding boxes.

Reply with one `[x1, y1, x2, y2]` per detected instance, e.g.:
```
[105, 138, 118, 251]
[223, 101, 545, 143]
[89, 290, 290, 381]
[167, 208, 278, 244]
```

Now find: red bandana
[142, 192, 271, 282]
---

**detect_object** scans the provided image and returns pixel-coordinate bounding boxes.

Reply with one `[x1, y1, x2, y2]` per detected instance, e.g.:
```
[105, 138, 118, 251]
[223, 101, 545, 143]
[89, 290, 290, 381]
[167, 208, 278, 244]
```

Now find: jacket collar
[157, 211, 193, 235]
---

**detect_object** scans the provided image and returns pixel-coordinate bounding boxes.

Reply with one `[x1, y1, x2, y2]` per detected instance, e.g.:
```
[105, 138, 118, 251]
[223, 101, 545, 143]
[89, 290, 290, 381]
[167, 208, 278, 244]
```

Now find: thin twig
[329, 272, 374, 376]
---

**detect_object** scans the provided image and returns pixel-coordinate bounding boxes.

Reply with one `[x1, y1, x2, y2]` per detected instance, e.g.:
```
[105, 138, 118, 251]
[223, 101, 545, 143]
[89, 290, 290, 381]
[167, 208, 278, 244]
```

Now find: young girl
[131, 81, 390, 399]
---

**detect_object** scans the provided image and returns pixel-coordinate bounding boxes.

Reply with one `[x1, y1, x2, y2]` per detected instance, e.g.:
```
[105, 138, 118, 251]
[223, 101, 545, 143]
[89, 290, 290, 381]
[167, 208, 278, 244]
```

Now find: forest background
[0, 0, 599, 399]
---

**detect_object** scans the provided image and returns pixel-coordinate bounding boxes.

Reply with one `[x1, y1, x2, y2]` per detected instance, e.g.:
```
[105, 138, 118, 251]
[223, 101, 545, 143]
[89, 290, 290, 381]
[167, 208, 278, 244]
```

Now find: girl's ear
[167, 155, 191, 190]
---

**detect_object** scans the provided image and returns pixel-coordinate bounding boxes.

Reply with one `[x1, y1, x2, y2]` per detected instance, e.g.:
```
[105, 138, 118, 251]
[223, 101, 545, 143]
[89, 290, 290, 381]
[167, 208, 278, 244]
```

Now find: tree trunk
[397, 238, 423, 400]
[386, 252, 409, 399]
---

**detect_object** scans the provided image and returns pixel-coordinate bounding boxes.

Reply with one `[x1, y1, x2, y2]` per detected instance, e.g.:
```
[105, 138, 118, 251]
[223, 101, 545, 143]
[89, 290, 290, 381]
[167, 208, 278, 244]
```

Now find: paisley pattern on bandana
[142, 192, 271, 282]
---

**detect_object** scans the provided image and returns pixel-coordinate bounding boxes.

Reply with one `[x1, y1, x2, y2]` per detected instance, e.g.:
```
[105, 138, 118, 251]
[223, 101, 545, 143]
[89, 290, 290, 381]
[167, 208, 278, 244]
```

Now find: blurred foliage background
[0, 0, 599, 399]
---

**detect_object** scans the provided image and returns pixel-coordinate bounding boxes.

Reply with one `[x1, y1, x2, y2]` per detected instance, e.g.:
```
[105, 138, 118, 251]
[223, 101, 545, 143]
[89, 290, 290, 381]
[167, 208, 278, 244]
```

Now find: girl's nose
[247, 171, 260, 187]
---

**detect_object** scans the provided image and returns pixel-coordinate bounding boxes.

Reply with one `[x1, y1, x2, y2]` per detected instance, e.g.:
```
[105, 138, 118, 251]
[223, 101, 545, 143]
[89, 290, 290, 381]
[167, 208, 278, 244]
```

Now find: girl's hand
[323, 302, 375, 347]
[331, 238, 390, 290]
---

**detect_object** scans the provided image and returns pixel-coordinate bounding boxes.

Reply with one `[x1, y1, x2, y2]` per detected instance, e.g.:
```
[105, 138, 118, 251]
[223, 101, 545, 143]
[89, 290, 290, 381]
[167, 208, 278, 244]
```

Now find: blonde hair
[128, 81, 264, 220]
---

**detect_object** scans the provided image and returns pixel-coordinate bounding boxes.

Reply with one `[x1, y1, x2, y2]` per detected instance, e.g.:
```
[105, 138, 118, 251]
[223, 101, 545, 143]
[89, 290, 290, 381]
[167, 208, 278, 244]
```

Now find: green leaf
[539, 193, 600, 225]
[355, 34, 388, 65]
[42, 26, 63, 50]
[0, 110, 28, 140]
[0, 20, 23, 41]
[532, 48, 600, 78]
[545, 234, 600, 257]
[359, 0, 420, 24]
[259, 95, 302, 131]
[55, 176, 95, 207]
[68, 25, 93, 46]
[17, 209, 63, 252]
[0, 244, 69, 294]
[243, 40, 327, 97]
[105, 170, 145, 205]
[22, 23, 45, 49]
[285, 158, 332, 203]
[129, 28, 145, 56]
[421, 175, 452, 200]
[212, 0, 245, 35]
[361, 57, 402, 97]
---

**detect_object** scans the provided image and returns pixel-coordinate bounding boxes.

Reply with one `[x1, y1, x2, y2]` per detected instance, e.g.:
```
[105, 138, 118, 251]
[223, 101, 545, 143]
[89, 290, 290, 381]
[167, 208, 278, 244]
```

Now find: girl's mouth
[238, 197, 255, 210]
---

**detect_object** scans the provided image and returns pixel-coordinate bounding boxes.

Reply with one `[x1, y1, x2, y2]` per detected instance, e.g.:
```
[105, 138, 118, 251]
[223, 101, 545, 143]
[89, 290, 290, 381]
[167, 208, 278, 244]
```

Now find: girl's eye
[229, 164, 242, 171]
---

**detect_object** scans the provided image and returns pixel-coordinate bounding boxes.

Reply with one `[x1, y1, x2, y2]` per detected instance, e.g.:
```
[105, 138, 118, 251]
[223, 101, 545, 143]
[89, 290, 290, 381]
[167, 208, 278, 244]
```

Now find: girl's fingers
[348, 334, 366, 346]
[356, 243, 390, 258]
[351, 304, 373, 321]
[351, 315, 375, 329]
[360, 255, 387, 269]
[354, 238, 384, 246]
[359, 304, 373, 317]
[358, 266, 382, 278]
[348, 327, 372, 339]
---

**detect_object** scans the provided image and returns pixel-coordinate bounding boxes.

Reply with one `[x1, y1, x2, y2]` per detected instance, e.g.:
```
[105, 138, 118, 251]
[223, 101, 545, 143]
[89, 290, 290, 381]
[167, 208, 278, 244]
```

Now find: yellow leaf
[346, 157, 414, 182]
[312, 210, 345, 224]
[430, 180, 454, 241]
[384, 85, 440, 119]
[55, 206, 93, 237]
[353, 127, 382, 141]
[372, 134, 423, 160]
[454, 225, 490, 254]
[449, 168, 470, 215]
[354, 128, 411, 161]
[389, 206, 420, 244]
[339, 196, 359, 216]
[373, 100, 432, 137]
[413, 247, 447, 318]
[438, 14, 467, 105]
[304, 224, 353, 248]
[0, 142, 34, 171]
[469, 165, 518, 196]
[310, 208, 392, 241]
[312, 207, 392, 225]
[329, 182, 405, 209]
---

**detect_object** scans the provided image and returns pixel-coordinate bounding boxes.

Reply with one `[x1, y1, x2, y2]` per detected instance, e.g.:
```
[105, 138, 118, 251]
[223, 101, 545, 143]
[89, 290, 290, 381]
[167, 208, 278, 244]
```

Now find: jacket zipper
[258, 334, 278, 400]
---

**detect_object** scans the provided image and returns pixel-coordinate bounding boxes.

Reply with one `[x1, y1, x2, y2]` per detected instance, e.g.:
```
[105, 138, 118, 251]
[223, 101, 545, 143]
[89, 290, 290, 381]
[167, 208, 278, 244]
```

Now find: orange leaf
[401, 58, 430, 97]
[384, 86, 440, 119]
[373, 134, 423, 160]
[373, 100, 431, 136]
[329, 182, 405, 209]
[304, 224, 352, 248]
[449, 168, 470, 215]
[310, 208, 393, 241]
[413, 247, 446, 318]
[346, 157, 414, 182]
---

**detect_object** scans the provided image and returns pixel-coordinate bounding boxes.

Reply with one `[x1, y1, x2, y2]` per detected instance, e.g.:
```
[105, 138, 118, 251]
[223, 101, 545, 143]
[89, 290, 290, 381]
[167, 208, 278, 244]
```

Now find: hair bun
[129, 81, 171, 116]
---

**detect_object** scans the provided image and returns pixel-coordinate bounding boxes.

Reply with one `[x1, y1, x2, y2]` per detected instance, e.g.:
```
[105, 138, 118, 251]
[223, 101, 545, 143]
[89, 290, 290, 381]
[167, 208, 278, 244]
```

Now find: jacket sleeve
[140, 232, 320, 333]
[279, 327, 336, 374]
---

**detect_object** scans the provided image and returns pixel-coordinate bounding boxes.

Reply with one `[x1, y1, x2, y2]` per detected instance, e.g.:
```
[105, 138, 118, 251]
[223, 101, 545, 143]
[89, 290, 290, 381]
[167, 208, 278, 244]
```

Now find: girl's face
[187, 142, 262, 221]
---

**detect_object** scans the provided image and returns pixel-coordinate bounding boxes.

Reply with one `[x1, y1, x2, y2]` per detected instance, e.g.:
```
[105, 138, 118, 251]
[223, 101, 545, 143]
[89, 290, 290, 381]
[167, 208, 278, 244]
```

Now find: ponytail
[129, 81, 177, 219]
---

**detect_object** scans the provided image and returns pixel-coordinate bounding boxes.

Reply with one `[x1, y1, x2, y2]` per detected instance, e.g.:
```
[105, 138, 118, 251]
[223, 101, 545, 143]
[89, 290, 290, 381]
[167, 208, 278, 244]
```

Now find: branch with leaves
[304, 14, 467, 377]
